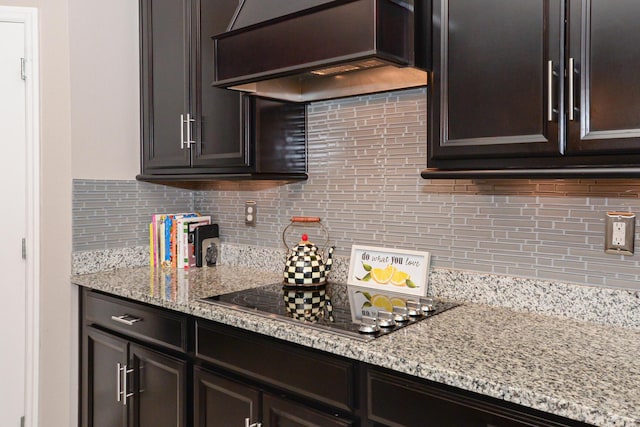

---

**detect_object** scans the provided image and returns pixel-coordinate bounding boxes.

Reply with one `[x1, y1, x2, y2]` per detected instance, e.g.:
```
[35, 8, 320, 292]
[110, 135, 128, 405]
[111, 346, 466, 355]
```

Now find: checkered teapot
[282, 217, 334, 286]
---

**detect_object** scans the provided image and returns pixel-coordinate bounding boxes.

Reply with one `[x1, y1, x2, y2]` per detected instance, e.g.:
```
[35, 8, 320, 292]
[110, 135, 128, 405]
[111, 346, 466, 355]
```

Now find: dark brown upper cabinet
[424, 0, 640, 178]
[138, 0, 307, 183]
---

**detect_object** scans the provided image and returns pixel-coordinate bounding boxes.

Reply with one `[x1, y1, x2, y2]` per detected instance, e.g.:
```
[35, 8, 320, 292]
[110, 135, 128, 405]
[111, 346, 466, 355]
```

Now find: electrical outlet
[612, 222, 626, 246]
[245, 201, 257, 225]
[605, 212, 635, 255]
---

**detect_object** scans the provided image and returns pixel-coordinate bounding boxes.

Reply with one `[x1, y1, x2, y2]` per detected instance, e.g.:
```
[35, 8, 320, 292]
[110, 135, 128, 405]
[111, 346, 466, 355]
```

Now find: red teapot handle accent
[290, 216, 321, 223]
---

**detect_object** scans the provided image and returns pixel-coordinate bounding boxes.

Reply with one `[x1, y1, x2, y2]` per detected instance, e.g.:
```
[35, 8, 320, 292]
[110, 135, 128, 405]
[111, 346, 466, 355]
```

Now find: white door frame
[0, 6, 40, 427]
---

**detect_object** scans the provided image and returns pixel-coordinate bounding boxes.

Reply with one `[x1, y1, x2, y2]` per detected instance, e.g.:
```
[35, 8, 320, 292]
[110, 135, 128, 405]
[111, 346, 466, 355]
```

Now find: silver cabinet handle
[116, 363, 123, 402]
[180, 114, 185, 149]
[122, 365, 134, 406]
[547, 60, 554, 122]
[110, 314, 142, 326]
[116, 363, 134, 405]
[245, 418, 261, 427]
[184, 113, 195, 148]
[180, 113, 195, 149]
[568, 57, 575, 121]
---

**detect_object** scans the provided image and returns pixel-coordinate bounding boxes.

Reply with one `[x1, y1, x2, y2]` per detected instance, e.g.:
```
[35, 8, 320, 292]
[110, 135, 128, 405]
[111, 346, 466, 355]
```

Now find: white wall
[0, 0, 139, 425]
[69, 0, 140, 179]
[0, 0, 73, 426]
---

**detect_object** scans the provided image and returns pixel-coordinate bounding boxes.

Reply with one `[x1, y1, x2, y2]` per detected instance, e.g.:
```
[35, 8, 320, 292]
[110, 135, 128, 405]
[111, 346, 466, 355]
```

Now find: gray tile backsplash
[73, 88, 640, 290]
[73, 180, 193, 250]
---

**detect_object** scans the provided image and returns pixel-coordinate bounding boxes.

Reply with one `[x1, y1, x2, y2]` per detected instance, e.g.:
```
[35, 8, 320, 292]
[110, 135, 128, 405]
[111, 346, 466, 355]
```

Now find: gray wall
[73, 88, 640, 290]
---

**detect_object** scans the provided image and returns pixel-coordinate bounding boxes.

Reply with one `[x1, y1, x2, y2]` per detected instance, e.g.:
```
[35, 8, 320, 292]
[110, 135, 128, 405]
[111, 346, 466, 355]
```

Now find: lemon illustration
[390, 297, 406, 307]
[390, 270, 411, 286]
[371, 265, 395, 284]
[370, 294, 393, 312]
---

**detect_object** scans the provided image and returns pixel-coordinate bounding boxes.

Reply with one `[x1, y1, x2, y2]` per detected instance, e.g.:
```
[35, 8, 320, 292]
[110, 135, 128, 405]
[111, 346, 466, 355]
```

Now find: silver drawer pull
[110, 314, 142, 326]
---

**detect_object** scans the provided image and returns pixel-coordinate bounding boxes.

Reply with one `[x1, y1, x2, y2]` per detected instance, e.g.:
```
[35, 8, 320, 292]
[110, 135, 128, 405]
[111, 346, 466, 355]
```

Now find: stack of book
[149, 213, 211, 269]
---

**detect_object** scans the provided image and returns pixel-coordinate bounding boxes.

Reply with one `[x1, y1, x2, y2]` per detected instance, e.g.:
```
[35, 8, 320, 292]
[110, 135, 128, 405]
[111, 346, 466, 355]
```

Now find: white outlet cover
[612, 222, 626, 245]
[605, 212, 635, 255]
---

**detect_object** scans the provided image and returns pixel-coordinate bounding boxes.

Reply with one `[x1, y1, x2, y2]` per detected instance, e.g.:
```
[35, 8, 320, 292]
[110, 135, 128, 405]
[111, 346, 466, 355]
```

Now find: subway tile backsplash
[73, 179, 194, 250]
[73, 88, 640, 290]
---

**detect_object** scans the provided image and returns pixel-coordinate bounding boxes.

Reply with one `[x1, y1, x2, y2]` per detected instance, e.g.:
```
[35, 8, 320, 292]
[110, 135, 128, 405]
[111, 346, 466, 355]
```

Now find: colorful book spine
[164, 215, 172, 267]
[151, 212, 201, 268]
[149, 222, 154, 267]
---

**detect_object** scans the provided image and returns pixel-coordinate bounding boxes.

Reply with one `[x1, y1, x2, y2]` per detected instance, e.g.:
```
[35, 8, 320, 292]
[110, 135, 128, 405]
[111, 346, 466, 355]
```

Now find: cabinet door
[191, 0, 251, 170]
[140, 0, 191, 171]
[129, 344, 187, 427]
[193, 366, 261, 427]
[82, 327, 128, 427]
[262, 394, 353, 427]
[428, 0, 564, 168]
[567, 0, 640, 156]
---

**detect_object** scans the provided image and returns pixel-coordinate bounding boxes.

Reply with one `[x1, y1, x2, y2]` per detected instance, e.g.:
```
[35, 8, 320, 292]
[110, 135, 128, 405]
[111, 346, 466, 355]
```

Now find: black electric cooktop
[200, 282, 458, 342]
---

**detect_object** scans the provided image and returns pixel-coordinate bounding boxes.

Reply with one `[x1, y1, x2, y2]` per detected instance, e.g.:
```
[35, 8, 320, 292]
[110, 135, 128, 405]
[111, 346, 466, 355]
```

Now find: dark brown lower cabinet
[82, 327, 187, 427]
[194, 319, 357, 427]
[83, 328, 128, 427]
[80, 289, 594, 427]
[129, 344, 187, 427]
[193, 367, 261, 427]
[193, 367, 353, 427]
[367, 367, 593, 427]
[81, 290, 189, 427]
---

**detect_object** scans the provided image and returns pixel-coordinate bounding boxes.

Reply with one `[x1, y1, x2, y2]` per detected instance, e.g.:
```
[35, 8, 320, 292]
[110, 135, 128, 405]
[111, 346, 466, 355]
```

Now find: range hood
[212, 0, 429, 102]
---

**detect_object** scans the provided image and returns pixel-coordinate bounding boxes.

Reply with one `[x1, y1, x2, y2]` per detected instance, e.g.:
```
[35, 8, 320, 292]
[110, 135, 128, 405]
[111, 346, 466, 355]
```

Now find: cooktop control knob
[406, 300, 422, 317]
[377, 310, 396, 328]
[359, 315, 380, 334]
[420, 297, 436, 313]
[393, 306, 409, 322]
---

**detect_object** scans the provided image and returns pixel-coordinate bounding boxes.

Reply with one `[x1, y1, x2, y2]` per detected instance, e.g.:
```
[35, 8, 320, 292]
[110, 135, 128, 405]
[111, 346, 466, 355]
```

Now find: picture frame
[347, 245, 431, 295]
[347, 245, 431, 321]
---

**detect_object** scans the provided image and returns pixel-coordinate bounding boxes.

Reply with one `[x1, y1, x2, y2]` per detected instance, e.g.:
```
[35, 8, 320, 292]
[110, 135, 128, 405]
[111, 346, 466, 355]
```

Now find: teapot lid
[295, 234, 317, 250]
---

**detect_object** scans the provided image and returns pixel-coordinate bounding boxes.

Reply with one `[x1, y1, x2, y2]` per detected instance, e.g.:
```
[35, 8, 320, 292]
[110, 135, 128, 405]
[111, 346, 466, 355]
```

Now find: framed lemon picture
[347, 245, 430, 296]
[347, 245, 431, 321]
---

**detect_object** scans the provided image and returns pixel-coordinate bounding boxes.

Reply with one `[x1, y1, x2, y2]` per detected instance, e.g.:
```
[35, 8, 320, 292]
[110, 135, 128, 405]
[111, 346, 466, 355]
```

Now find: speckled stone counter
[72, 265, 640, 427]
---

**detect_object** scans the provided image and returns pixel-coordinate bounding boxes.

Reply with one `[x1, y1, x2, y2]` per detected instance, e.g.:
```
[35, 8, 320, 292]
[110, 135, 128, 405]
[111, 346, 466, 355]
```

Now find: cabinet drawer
[367, 367, 589, 427]
[196, 320, 355, 412]
[83, 290, 188, 353]
[263, 393, 354, 427]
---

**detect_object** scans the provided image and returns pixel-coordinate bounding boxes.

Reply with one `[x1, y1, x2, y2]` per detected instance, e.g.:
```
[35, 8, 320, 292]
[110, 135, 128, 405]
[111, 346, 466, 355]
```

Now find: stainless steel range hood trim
[226, 65, 428, 103]
[212, 0, 428, 102]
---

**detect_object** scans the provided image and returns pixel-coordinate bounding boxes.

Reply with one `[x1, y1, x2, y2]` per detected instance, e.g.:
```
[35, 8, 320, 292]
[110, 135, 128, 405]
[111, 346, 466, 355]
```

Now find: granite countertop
[72, 265, 640, 427]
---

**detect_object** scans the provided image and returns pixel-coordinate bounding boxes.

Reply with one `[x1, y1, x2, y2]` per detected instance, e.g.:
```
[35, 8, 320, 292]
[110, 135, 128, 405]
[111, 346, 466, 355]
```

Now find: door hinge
[20, 58, 26, 81]
[22, 238, 26, 260]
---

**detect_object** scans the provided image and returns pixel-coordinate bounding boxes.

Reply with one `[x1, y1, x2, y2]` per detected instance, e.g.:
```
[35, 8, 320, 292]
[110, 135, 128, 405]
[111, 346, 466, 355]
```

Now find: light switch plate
[605, 212, 635, 255]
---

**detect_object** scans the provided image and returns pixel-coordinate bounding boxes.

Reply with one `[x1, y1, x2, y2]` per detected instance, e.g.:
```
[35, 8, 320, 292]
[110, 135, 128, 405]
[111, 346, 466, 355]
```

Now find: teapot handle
[290, 216, 321, 223]
[282, 217, 329, 249]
